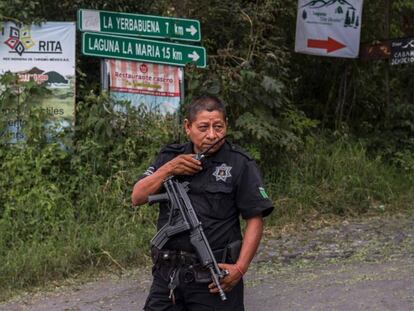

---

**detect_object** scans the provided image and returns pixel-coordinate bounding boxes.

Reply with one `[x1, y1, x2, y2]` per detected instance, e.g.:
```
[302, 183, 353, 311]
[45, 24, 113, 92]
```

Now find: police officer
[132, 95, 273, 311]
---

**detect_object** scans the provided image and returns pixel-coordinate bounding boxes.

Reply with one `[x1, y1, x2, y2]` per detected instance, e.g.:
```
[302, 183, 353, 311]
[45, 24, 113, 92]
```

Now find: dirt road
[2, 214, 413, 311]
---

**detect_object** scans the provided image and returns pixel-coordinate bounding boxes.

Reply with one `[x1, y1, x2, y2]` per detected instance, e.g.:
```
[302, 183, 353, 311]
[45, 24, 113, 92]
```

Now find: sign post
[82, 32, 206, 68]
[78, 9, 201, 42]
[78, 8, 206, 122]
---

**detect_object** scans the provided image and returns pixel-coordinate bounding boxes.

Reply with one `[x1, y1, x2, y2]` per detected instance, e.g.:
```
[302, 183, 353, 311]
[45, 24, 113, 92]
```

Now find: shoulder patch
[230, 143, 253, 160]
[160, 143, 187, 154]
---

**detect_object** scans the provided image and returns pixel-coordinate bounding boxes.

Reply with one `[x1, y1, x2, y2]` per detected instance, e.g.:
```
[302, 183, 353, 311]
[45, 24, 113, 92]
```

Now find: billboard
[104, 59, 182, 115]
[0, 22, 76, 142]
[295, 0, 363, 58]
[390, 37, 414, 66]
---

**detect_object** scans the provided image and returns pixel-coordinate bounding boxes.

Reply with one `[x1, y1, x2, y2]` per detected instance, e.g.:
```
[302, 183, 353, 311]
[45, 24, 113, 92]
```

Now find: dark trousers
[144, 265, 245, 311]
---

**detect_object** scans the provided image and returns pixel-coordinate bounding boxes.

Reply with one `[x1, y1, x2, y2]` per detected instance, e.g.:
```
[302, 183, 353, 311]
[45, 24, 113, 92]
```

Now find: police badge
[212, 163, 232, 182]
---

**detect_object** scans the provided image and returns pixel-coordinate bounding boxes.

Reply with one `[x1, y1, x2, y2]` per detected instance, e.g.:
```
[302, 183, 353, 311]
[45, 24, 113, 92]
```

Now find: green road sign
[78, 9, 201, 42]
[81, 32, 206, 68]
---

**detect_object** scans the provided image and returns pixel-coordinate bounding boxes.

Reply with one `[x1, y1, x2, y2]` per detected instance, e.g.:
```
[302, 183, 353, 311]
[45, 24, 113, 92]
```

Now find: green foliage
[0, 78, 175, 298]
[265, 135, 414, 225]
[282, 0, 414, 162]
[73, 92, 178, 177]
[0, 0, 43, 24]
[1, 0, 414, 298]
[0, 72, 51, 145]
[179, 0, 317, 161]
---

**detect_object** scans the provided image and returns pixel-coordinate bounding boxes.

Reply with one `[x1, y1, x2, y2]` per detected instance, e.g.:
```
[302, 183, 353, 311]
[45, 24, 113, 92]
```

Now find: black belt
[151, 241, 241, 287]
[151, 247, 228, 266]
[151, 247, 220, 285]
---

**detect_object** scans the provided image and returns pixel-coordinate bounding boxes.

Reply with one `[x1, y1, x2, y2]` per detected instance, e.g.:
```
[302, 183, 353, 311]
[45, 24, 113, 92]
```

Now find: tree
[1, 0, 414, 158]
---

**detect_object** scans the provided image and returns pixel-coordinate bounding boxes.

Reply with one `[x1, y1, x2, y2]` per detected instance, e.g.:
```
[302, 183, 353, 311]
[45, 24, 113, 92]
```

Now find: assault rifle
[148, 177, 228, 301]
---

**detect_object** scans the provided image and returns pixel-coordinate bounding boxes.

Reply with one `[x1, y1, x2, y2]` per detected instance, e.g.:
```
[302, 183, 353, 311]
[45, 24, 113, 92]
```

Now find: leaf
[261, 75, 283, 93]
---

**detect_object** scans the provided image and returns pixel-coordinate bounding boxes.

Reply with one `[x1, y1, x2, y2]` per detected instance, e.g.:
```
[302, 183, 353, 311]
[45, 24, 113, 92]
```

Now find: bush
[1, 75, 413, 299]
[0, 78, 177, 297]
[265, 134, 414, 225]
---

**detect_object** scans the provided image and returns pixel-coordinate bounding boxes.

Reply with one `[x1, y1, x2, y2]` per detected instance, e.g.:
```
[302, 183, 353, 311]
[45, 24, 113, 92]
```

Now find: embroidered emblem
[212, 163, 232, 182]
[259, 187, 269, 199]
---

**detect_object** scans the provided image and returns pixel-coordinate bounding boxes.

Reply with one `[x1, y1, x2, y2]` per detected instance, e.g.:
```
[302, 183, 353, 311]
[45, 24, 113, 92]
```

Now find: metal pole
[177, 67, 185, 143]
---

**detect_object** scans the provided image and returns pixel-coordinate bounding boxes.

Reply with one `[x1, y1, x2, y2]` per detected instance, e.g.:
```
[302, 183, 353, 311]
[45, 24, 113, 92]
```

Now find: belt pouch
[192, 265, 212, 283]
[226, 240, 242, 263]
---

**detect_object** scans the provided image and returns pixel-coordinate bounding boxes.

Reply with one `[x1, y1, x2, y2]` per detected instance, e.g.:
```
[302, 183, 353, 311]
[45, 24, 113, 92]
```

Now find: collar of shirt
[183, 141, 194, 154]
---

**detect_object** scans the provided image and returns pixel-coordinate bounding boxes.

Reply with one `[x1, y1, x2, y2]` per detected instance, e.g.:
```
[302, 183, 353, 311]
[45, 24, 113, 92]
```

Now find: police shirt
[138, 141, 274, 252]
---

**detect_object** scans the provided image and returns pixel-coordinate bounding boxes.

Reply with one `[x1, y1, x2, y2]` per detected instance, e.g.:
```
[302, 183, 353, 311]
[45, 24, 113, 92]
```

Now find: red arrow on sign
[307, 37, 346, 53]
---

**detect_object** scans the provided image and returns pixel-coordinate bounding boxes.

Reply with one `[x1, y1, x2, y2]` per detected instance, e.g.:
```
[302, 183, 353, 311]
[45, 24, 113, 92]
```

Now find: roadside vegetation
[1, 0, 414, 301]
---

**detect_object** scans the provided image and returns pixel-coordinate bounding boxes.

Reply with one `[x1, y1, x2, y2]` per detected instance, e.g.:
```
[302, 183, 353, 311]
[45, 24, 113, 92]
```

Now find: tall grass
[1, 87, 413, 300]
[0, 89, 175, 300]
[265, 135, 414, 225]
[0, 144, 159, 300]
[2, 134, 413, 299]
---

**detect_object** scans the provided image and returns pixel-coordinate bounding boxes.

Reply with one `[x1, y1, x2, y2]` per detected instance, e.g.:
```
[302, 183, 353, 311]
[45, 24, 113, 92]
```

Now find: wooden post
[384, 0, 391, 126]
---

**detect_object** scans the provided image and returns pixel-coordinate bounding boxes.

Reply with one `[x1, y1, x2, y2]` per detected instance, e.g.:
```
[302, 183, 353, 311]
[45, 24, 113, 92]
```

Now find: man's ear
[184, 118, 191, 136]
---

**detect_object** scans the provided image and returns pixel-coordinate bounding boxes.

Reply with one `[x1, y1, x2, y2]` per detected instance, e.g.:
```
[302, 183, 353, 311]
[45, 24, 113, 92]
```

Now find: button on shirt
[138, 141, 274, 252]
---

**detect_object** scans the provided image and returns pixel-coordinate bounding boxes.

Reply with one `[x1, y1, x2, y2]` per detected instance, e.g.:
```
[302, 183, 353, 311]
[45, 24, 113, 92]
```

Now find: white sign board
[0, 22, 76, 142]
[295, 0, 363, 58]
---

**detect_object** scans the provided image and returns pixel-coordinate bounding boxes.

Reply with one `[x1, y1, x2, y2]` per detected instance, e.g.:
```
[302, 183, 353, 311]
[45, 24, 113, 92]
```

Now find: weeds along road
[1, 214, 414, 311]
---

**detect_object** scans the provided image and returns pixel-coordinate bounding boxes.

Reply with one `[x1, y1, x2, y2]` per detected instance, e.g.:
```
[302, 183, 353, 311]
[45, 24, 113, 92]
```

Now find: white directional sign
[78, 9, 201, 42]
[295, 0, 363, 58]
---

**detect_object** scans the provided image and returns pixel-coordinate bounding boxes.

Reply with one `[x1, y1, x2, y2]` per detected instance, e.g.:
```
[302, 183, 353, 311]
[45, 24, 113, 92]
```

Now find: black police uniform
[140, 141, 274, 311]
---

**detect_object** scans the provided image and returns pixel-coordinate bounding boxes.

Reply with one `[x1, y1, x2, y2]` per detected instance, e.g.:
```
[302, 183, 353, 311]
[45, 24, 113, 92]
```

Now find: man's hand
[131, 154, 202, 206]
[208, 263, 243, 293]
[164, 154, 202, 176]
